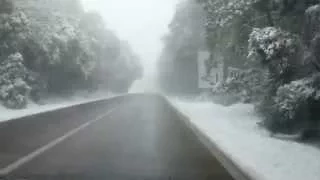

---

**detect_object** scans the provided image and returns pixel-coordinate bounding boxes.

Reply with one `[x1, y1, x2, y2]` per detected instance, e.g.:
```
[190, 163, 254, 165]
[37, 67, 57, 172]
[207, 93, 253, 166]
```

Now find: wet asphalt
[1, 95, 234, 180]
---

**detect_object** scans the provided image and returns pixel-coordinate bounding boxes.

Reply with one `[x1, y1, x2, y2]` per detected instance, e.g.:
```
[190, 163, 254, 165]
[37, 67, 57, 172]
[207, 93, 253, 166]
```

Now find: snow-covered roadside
[170, 98, 320, 180]
[0, 91, 119, 122]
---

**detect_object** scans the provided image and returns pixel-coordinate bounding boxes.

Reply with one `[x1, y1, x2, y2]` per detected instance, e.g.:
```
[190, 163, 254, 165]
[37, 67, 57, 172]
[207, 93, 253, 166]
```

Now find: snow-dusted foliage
[248, 27, 311, 133]
[212, 69, 266, 104]
[248, 27, 300, 65]
[305, 4, 320, 44]
[248, 27, 301, 95]
[194, 0, 320, 136]
[0, 53, 31, 109]
[260, 74, 320, 133]
[199, 0, 258, 29]
[276, 79, 315, 120]
[200, 0, 318, 31]
[0, 10, 30, 56]
[304, 4, 320, 75]
[0, 0, 142, 109]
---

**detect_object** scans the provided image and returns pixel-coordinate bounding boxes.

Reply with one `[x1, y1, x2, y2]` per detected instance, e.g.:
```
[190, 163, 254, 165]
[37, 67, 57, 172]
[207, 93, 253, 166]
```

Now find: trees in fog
[158, 0, 206, 95]
[0, 0, 142, 108]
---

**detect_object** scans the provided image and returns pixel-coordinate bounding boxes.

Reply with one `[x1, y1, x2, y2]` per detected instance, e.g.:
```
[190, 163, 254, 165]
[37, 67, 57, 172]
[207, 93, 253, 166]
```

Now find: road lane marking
[0, 107, 117, 176]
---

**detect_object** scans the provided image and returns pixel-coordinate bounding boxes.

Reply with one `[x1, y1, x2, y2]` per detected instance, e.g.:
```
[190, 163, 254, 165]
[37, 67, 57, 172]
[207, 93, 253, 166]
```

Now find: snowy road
[0, 94, 234, 180]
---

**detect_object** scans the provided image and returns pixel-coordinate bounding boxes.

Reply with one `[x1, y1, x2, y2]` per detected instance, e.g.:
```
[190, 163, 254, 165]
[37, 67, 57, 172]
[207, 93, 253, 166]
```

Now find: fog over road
[0, 94, 234, 180]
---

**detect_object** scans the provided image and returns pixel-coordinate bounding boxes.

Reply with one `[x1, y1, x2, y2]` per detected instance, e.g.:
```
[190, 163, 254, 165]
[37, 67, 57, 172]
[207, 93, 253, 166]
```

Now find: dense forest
[0, 0, 142, 109]
[158, 0, 320, 136]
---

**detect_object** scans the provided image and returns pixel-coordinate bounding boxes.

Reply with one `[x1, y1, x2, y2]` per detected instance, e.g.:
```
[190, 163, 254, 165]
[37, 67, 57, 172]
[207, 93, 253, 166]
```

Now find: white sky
[81, 0, 178, 74]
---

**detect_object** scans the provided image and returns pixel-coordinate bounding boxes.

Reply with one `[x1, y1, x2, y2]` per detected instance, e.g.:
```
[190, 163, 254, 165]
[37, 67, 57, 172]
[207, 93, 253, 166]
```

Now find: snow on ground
[170, 98, 320, 180]
[0, 91, 118, 122]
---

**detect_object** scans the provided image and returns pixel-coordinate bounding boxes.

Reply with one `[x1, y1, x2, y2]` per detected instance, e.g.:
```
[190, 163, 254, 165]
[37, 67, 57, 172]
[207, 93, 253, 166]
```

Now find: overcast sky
[81, 0, 178, 74]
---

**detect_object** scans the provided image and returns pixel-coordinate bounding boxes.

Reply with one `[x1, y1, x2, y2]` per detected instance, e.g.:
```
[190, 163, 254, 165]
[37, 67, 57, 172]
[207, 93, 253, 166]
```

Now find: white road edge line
[0, 107, 117, 176]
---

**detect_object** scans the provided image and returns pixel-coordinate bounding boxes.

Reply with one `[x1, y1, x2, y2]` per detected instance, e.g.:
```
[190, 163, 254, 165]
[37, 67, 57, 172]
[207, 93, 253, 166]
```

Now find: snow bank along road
[0, 94, 236, 180]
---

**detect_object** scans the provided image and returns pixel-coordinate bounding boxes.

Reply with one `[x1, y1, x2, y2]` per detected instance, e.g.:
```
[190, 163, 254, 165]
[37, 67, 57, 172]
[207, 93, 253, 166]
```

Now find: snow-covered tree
[0, 0, 142, 108]
[199, 0, 319, 32]
[0, 53, 31, 109]
[15, 0, 141, 94]
[197, 0, 318, 74]
[248, 27, 301, 94]
[198, 0, 259, 29]
[248, 27, 306, 133]
[0, 10, 30, 57]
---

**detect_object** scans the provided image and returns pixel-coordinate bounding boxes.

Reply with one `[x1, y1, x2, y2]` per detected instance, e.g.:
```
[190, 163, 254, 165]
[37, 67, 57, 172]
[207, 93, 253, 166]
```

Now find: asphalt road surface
[0, 94, 234, 180]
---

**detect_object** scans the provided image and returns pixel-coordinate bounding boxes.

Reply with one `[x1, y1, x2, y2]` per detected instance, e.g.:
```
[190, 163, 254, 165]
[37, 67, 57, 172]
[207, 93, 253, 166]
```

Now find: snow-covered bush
[259, 74, 320, 134]
[211, 81, 243, 106]
[0, 53, 31, 109]
[212, 69, 266, 104]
